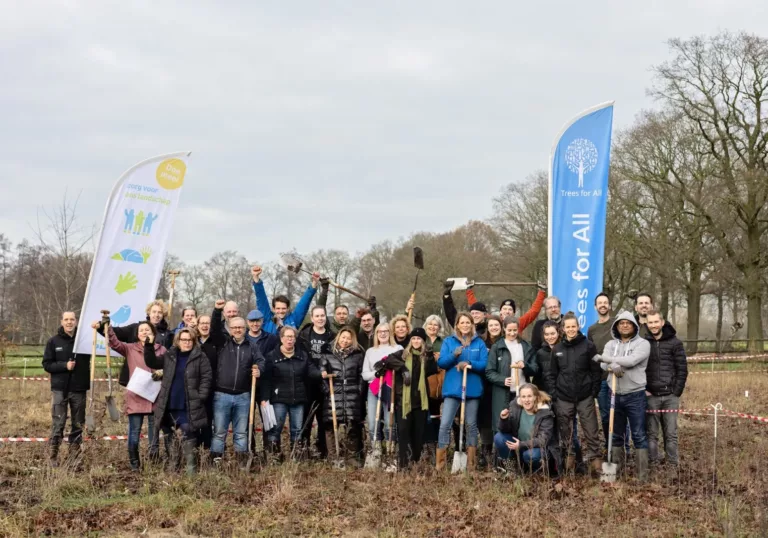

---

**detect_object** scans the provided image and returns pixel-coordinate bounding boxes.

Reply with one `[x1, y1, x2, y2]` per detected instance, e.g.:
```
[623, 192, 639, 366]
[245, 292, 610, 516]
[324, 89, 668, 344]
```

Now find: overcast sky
[2, 1, 766, 264]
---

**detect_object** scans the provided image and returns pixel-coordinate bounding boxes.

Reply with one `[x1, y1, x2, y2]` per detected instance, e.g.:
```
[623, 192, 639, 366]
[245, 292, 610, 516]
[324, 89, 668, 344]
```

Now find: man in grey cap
[246, 309, 279, 357]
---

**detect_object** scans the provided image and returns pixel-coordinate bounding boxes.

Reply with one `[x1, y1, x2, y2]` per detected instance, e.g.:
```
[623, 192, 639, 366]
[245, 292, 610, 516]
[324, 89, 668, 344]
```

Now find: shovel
[451, 364, 471, 474]
[247, 371, 257, 471]
[601, 374, 618, 483]
[364, 384, 383, 469]
[280, 252, 371, 302]
[101, 311, 120, 422]
[447, 277, 538, 292]
[85, 327, 97, 432]
[327, 374, 344, 468]
[406, 247, 424, 324]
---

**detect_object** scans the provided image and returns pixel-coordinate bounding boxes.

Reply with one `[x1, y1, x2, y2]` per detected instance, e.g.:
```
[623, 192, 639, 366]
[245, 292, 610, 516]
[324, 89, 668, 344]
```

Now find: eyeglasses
[179, 338, 193, 343]
[230, 326, 246, 331]
[283, 335, 296, 340]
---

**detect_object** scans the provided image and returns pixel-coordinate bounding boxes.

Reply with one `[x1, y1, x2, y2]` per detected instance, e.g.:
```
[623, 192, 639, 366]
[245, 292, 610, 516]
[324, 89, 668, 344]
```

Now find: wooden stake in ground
[167, 270, 181, 327]
[247, 371, 257, 471]
[101, 310, 119, 422]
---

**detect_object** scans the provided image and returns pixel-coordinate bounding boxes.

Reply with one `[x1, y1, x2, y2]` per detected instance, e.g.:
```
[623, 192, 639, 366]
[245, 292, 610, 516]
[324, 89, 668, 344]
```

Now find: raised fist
[215, 299, 226, 310]
[252, 266, 262, 282]
[442, 280, 454, 294]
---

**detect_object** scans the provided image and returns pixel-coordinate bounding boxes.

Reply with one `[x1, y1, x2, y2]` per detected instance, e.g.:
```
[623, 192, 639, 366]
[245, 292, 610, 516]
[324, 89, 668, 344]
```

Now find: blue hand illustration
[110, 305, 132, 325]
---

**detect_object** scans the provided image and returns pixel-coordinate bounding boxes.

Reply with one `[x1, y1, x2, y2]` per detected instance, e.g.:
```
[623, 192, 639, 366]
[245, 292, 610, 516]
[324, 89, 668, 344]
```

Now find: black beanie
[469, 302, 487, 313]
[500, 299, 516, 312]
[410, 327, 428, 341]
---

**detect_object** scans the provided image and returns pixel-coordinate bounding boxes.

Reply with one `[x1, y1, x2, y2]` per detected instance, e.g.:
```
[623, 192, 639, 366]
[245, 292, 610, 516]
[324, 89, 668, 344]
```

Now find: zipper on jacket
[233, 342, 240, 392]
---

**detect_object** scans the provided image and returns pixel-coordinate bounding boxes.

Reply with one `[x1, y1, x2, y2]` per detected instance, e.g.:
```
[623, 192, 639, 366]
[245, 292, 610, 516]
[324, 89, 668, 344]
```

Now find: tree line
[1, 32, 766, 352]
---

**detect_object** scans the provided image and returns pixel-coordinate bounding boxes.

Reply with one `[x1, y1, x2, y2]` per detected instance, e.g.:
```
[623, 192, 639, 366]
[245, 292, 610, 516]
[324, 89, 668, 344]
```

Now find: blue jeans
[613, 390, 648, 449]
[127, 413, 154, 449]
[366, 390, 392, 442]
[493, 432, 542, 472]
[211, 391, 251, 454]
[268, 403, 304, 444]
[599, 380, 631, 450]
[439, 397, 479, 449]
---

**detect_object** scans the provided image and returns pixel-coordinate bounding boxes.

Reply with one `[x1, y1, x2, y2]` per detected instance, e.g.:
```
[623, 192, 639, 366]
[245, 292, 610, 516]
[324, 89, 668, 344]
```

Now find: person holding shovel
[436, 312, 488, 471]
[261, 326, 320, 458]
[494, 383, 560, 475]
[209, 302, 264, 468]
[252, 265, 320, 335]
[144, 327, 213, 475]
[362, 323, 402, 445]
[544, 312, 604, 476]
[486, 317, 537, 467]
[320, 328, 365, 465]
[374, 327, 432, 469]
[43, 311, 91, 467]
[98, 319, 164, 471]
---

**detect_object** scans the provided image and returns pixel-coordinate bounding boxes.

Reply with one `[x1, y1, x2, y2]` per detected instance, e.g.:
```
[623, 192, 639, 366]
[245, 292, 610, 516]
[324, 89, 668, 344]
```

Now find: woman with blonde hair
[436, 312, 488, 471]
[495, 383, 560, 475]
[362, 323, 402, 443]
[390, 314, 412, 348]
[423, 315, 445, 449]
[320, 328, 366, 464]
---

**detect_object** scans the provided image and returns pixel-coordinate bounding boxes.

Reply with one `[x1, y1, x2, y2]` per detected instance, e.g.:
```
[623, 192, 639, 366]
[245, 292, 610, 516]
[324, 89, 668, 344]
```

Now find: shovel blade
[413, 246, 424, 270]
[451, 452, 467, 474]
[106, 397, 120, 422]
[364, 445, 382, 469]
[600, 462, 617, 483]
[447, 277, 470, 292]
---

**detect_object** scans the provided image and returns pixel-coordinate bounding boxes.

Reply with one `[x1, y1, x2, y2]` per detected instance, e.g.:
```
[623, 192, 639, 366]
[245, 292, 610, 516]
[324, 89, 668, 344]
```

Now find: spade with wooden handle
[406, 247, 424, 324]
[101, 310, 120, 422]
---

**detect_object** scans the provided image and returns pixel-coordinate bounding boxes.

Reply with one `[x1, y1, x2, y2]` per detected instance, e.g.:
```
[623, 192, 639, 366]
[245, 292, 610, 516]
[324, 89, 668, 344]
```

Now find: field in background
[1, 367, 767, 536]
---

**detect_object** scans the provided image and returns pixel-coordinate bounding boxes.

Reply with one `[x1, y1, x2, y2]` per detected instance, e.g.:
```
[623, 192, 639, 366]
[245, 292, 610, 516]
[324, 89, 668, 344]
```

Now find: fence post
[710, 402, 722, 492]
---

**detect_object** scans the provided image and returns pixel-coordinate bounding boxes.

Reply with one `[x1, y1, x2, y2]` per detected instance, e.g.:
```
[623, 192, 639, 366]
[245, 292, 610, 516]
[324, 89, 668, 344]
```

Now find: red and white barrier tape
[0, 377, 114, 382]
[723, 409, 768, 424]
[688, 353, 768, 362]
[689, 370, 768, 375]
[0, 428, 270, 443]
[645, 408, 768, 424]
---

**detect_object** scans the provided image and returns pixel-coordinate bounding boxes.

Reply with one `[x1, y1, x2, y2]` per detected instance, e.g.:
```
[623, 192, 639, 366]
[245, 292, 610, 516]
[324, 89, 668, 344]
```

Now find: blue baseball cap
[246, 309, 264, 321]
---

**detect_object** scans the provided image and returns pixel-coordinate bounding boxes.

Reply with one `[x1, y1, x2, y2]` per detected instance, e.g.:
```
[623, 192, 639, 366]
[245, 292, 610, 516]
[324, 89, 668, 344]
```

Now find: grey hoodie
[601, 311, 650, 395]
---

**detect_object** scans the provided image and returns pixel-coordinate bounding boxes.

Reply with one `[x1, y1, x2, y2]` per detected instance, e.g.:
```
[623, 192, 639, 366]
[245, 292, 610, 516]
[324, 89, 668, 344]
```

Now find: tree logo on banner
[565, 138, 598, 188]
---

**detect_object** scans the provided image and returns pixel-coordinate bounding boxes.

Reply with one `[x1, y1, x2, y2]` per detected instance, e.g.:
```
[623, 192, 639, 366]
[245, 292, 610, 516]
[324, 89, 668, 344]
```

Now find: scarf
[402, 349, 429, 416]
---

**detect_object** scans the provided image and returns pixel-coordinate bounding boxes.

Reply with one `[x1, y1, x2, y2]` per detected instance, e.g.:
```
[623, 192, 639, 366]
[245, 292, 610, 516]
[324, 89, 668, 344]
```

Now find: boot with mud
[49, 442, 60, 468]
[436, 448, 447, 471]
[128, 446, 141, 472]
[636, 448, 649, 483]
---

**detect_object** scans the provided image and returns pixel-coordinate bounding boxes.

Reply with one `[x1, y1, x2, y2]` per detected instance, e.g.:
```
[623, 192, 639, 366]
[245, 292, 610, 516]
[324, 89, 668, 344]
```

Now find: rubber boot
[49, 442, 60, 468]
[182, 439, 197, 476]
[128, 446, 141, 472]
[467, 447, 478, 471]
[436, 448, 447, 471]
[636, 448, 649, 483]
[611, 447, 626, 475]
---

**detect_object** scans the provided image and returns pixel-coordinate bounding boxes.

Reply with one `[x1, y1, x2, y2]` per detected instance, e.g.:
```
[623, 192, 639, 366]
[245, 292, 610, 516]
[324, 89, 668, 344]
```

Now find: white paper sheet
[126, 367, 162, 402]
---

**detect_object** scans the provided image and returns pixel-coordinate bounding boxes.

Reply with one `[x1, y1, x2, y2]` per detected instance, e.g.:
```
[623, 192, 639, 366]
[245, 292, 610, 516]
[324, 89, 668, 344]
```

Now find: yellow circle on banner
[156, 158, 186, 190]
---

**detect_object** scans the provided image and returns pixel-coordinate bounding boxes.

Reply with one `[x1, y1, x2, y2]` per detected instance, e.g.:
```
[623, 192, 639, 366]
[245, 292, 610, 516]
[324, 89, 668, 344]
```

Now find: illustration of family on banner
[74, 152, 191, 356]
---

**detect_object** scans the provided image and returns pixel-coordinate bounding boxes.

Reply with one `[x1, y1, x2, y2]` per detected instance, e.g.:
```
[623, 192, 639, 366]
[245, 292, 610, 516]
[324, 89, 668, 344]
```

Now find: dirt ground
[1, 369, 767, 537]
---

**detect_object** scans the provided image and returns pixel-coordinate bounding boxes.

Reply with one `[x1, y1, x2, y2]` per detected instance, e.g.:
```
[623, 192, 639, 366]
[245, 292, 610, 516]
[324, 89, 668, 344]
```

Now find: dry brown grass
[1, 372, 767, 537]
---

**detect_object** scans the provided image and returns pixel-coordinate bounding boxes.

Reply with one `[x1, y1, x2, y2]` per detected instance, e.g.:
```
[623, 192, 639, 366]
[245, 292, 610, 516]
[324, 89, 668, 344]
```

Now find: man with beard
[634, 293, 654, 339]
[531, 296, 563, 352]
[588, 292, 617, 449]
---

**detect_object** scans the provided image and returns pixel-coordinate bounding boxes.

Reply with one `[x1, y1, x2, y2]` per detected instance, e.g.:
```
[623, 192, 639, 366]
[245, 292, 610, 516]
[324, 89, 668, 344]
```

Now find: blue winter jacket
[438, 334, 488, 399]
[253, 281, 317, 335]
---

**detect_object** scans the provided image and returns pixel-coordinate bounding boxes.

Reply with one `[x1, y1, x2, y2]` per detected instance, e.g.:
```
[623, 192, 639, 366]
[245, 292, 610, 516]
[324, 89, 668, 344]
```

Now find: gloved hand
[403, 371, 412, 386]
[453, 346, 465, 358]
[609, 363, 624, 378]
[442, 280, 454, 294]
[456, 361, 470, 371]
[373, 360, 386, 377]
[536, 281, 547, 292]
[319, 277, 330, 289]
[367, 296, 377, 309]
[151, 370, 164, 381]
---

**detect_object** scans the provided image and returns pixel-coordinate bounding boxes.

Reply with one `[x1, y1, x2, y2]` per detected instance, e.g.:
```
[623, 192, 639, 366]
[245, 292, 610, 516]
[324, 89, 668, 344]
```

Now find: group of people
[43, 266, 688, 482]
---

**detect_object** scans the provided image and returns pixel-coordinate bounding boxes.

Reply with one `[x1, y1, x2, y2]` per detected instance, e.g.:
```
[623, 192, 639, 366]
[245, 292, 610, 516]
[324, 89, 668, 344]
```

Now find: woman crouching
[494, 383, 561, 475]
[144, 327, 212, 475]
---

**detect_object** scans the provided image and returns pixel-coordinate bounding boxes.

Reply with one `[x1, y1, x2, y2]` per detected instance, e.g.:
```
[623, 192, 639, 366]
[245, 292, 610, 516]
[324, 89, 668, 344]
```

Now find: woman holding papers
[261, 326, 320, 458]
[144, 327, 212, 475]
[99, 320, 165, 472]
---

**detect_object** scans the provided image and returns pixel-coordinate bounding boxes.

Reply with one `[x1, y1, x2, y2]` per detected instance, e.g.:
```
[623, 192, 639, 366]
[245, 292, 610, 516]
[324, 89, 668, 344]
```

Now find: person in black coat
[534, 321, 561, 393]
[261, 326, 320, 457]
[42, 311, 91, 466]
[531, 296, 564, 352]
[545, 312, 603, 475]
[194, 313, 222, 450]
[320, 327, 365, 464]
[144, 327, 212, 475]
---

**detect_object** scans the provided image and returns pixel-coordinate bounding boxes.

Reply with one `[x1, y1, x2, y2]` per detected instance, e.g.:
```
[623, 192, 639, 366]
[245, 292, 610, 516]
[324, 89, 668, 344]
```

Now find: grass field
[0, 368, 767, 536]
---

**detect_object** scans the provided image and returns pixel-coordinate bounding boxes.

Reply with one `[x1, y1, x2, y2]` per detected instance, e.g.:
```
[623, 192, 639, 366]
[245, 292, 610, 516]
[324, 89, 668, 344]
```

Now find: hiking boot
[128, 446, 141, 472]
[636, 448, 649, 483]
[182, 439, 197, 476]
[467, 447, 478, 471]
[49, 442, 60, 468]
[436, 448, 447, 471]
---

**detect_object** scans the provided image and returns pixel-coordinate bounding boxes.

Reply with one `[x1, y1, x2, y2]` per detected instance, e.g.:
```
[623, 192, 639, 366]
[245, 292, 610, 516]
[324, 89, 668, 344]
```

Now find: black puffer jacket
[497, 399, 561, 472]
[42, 327, 91, 393]
[144, 343, 212, 431]
[261, 348, 320, 405]
[546, 332, 600, 403]
[102, 317, 171, 386]
[645, 324, 688, 397]
[321, 346, 365, 426]
[534, 343, 556, 394]
[210, 306, 264, 394]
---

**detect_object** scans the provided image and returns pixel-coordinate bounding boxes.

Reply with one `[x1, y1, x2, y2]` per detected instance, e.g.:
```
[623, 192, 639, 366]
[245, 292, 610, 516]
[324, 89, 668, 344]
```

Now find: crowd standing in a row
[43, 267, 688, 481]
